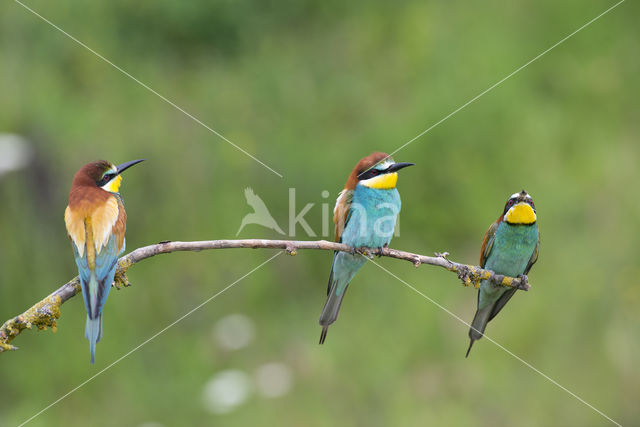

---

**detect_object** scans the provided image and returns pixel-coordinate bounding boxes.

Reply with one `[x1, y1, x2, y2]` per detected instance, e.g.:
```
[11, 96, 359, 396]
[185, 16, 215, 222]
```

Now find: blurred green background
[0, 0, 638, 425]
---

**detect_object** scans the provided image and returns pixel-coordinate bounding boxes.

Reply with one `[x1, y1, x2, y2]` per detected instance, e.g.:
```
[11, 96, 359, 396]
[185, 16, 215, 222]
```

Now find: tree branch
[0, 239, 530, 353]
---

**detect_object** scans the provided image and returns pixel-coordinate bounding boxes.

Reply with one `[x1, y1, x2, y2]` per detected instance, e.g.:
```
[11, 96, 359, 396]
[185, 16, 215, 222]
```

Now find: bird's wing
[479, 219, 500, 267]
[524, 231, 540, 275]
[333, 189, 354, 243]
[70, 239, 92, 316]
[487, 287, 517, 322]
[91, 196, 121, 255]
[90, 233, 123, 318]
[111, 197, 127, 253]
[89, 199, 126, 319]
[65, 205, 87, 257]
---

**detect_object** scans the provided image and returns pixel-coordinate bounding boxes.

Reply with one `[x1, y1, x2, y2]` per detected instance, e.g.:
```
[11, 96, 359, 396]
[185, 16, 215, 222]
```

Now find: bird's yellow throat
[361, 172, 398, 189]
[102, 174, 122, 193]
[505, 202, 536, 224]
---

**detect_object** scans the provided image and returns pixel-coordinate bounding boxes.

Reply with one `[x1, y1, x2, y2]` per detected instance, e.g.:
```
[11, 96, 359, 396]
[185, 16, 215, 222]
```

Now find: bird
[318, 152, 414, 344]
[64, 159, 144, 363]
[236, 187, 285, 236]
[466, 190, 540, 357]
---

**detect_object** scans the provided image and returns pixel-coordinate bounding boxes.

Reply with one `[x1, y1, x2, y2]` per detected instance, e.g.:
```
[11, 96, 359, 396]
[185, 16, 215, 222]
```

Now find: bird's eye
[100, 174, 114, 185]
[370, 169, 379, 176]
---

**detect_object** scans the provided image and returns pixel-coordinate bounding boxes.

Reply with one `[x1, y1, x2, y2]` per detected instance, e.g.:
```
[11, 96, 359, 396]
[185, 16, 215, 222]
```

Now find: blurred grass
[0, 0, 638, 425]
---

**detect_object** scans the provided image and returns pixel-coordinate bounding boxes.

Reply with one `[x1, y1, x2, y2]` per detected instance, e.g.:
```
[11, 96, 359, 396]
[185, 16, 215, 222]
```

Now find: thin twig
[0, 239, 530, 353]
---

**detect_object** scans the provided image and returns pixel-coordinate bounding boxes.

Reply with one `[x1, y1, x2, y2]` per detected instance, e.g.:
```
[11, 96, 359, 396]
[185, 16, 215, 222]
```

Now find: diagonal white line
[359, 0, 625, 175]
[366, 257, 622, 426]
[18, 251, 283, 427]
[13, 0, 283, 178]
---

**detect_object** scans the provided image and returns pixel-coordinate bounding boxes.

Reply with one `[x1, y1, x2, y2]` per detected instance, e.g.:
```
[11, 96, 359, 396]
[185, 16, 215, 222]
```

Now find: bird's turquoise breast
[485, 222, 538, 277]
[341, 186, 401, 248]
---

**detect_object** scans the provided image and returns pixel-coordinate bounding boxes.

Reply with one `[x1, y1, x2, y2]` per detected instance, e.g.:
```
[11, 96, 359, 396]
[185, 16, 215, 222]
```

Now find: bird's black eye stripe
[503, 198, 516, 214]
[97, 173, 115, 186]
[358, 168, 383, 180]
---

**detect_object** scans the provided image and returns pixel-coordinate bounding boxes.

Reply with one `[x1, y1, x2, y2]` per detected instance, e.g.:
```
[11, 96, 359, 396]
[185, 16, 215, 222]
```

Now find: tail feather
[319, 326, 329, 344]
[318, 279, 348, 345]
[318, 252, 365, 344]
[466, 304, 492, 357]
[79, 275, 97, 321]
[85, 314, 103, 364]
[465, 340, 475, 358]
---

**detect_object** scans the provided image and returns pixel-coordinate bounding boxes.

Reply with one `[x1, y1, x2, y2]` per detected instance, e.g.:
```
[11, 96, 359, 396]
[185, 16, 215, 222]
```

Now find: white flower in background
[213, 313, 255, 351]
[202, 370, 252, 414]
[0, 134, 31, 176]
[255, 362, 293, 398]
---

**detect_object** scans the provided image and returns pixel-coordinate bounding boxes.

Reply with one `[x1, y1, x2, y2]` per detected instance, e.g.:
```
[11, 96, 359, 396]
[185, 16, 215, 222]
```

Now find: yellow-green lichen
[501, 276, 514, 287]
[467, 266, 481, 288]
[113, 270, 131, 289]
[113, 260, 133, 289]
[0, 339, 16, 352]
[116, 258, 134, 277]
[23, 294, 62, 332]
[0, 294, 62, 352]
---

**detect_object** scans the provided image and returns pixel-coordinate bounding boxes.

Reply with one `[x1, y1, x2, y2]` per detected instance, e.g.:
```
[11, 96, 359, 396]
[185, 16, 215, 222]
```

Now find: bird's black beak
[387, 162, 414, 173]
[116, 159, 145, 175]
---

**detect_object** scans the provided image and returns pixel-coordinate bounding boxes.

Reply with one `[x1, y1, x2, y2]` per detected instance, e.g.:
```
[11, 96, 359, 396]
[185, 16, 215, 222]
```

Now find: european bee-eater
[319, 152, 413, 344]
[65, 159, 144, 363]
[466, 190, 539, 357]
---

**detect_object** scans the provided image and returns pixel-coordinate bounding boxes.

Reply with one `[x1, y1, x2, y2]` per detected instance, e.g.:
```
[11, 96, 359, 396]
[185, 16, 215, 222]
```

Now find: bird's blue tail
[318, 252, 366, 344]
[318, 275, 345, 344]
[85, 314, 103, 364]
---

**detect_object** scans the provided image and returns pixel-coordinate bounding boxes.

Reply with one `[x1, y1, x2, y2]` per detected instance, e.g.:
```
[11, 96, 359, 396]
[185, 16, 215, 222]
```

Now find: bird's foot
[515, 274, 529, 290]
[434, 251, 450, 259]
[285, 244, 297, 256]
[355, 247, 374, 259]
[411, 255, 422, 268]
[113, 270, 131, 290]
[456, 265, 475, 287]
[375, 245, 388, 258]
